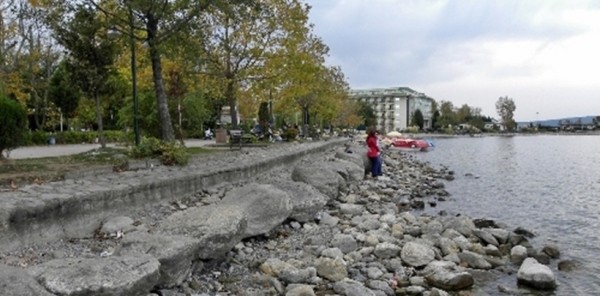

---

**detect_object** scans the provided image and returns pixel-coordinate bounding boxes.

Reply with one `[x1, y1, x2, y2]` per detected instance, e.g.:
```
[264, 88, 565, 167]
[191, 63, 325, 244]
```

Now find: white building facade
[349, 87, 434, 133]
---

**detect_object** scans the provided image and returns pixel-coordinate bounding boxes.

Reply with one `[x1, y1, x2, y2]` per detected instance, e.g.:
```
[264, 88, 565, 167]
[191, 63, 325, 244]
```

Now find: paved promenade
[3, 139, 215, 159]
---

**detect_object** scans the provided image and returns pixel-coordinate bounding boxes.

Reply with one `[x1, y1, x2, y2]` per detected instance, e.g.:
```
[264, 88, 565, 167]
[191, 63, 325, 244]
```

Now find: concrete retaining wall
[0, 139, 347, 252]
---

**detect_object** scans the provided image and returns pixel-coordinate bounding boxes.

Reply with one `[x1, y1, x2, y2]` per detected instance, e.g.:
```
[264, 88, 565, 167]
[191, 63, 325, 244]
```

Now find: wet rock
[542, 244, 561, 259]
[517, 258, 556, 290]
[557, 259, 581, 272]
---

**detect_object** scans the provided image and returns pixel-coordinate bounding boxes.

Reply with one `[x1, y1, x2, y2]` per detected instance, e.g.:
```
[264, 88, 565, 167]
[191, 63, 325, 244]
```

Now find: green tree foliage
[411, 109, 424, 130]
[496, 96, 517, 131]
[0, 96, 28, 158]
[357, 101, 376, 128]
[437, 100, 456, 129]
[48, 60, 81, 127]
[49, 4, 119, 147]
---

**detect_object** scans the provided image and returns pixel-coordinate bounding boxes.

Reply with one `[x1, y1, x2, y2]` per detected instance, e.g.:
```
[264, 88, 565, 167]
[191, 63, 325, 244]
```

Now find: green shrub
[129, 137, 189, 166]
[282, 128, 299, 141]
[0, 97, 28, 157]
[158, 141, 189, 166]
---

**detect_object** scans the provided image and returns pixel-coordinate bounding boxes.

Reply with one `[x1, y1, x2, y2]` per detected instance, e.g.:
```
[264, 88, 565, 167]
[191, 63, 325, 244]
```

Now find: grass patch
[0, 145, 221, 189]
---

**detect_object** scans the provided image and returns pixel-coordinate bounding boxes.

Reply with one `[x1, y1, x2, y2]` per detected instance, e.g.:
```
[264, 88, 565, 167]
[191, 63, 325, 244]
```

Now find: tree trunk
[226, 78, 238, 129]
[147, 15, 175, 141]
[94, 93, 106, 148]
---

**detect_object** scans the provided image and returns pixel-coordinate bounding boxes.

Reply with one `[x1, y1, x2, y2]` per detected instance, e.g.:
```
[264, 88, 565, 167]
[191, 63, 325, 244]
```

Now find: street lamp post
[128, 7, 140, 146]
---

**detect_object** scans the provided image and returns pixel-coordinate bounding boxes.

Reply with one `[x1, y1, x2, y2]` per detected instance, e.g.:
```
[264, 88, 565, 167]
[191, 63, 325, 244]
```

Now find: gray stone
[339, 203, 365, 216]
[517, 257, 556, 290]
[423, 261, 473, 291]
[327, 158, 365, 182]
[291, 165, 345, 200]
[445, 216, 475, 237]
[510, 245, 528, 263]
[367, 280, 394, 296]
[485, 228, 510, 244]
[473, 229, 500, 247]
[100, 216, 136, 235]
[458, 250, 492, 270]
[374, 242, 401, 259]
[118, 230, 200, 287]
[279, 267, 314, 284]
[265, 180, 329, 223]
[286, 284, 316, 296]
[333, 279, 377, 296]
[401, 241, 435, 267]
[221, 183, 293, 238]
[27, 255, 160, 296]
[316, 257, 348, 282]
[159, 204, 247, 259]
[331, 234, 358, 254]
[0, 264, 55, 296]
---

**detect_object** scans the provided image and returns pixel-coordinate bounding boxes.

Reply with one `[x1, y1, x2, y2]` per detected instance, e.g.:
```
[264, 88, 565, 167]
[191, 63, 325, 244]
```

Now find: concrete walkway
[3, 139, 216, 159]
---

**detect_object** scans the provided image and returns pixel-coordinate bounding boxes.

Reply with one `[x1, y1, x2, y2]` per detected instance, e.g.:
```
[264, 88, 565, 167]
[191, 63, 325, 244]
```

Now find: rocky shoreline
[1, 140, 572, 295]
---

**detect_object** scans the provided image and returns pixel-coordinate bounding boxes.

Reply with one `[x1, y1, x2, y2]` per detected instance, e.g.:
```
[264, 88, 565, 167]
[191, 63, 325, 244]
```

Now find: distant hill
[519, 115, 598, 128]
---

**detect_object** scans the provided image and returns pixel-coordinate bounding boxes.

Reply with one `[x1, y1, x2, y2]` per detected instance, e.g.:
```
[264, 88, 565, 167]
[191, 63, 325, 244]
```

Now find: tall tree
[81, 0, 217, 141]
[48, 60, 81, 128]
[196, 0, 282, 128]
[496, 96, 516, 131]
[437, 100, 456, 129]
[50, 4, 118, 147]
[411, 109, 424, 130]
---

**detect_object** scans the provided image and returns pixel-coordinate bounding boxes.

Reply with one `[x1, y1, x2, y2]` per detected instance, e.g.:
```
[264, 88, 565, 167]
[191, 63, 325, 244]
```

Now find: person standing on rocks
[366, 128, 383, 178]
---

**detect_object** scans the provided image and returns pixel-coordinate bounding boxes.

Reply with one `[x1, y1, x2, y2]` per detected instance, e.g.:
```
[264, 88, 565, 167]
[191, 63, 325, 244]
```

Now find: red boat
[390, 138, 433, 152]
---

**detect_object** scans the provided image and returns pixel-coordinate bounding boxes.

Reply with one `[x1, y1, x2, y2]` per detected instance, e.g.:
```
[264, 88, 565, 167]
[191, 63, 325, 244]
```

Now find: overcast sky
[305, 0, 600, 121]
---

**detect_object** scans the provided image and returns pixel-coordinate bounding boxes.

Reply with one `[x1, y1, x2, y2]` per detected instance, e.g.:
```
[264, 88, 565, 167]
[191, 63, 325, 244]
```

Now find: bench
[229, 130, 243, 149]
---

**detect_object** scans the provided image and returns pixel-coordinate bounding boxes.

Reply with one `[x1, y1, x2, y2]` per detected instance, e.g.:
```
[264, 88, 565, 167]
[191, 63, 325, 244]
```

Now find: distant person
[366, 128, 383, 178]
[204, 128, 213, 140]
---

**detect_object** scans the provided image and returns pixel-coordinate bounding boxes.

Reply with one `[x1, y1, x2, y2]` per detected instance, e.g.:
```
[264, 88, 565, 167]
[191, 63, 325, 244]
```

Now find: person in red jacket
[366, 128, 383, 178]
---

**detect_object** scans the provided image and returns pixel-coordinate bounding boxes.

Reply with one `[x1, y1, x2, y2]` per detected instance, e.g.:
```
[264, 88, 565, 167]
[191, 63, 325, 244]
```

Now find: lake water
[411, 135, 600, 295]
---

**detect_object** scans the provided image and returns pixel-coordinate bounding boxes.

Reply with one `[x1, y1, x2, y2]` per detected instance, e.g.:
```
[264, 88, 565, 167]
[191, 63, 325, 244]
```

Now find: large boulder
[424, 261, 474, 291]
[325, 158, 365, 182]
[517, 258, 557, 290]
[158, 204, 247, 259]
[335, 146, 369, 174]
[401, 241, 436, 267]
[27, 255, 160, 296]
[118, 230, 200, 287]
[291, 165, 345, 200]
[262, 179, 329, 223]
[221, 183, 293, 238]
[0, 264, 55, 296]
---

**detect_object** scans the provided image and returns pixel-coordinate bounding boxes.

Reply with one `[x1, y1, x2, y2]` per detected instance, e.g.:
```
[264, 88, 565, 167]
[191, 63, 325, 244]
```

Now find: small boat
[389, 138, 434, 152]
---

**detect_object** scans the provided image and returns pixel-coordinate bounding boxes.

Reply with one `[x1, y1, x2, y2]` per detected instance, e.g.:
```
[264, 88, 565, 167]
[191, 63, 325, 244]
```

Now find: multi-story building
[348, 87, 435, 133]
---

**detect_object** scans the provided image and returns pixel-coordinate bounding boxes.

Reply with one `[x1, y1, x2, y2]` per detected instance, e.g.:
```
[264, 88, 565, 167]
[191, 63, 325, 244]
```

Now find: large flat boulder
[0, 264, 54, 296]
[118, 230, 201, 288]
[291, 165, 345, 200]
[221, 183, 293, 238]
[158, 204, 247, 259]
[27, 255, 160, 296]
[326, 158, 364, 182]
[263, 179, 329, 222]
